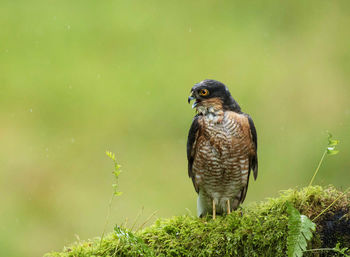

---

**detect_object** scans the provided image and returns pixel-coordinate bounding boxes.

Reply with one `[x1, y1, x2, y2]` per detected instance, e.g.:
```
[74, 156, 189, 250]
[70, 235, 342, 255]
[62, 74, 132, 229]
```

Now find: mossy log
[45, 186, 350, 257]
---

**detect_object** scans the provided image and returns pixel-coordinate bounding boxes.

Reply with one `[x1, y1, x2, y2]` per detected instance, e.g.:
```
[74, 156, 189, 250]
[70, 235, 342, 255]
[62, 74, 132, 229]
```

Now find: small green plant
[286, 202, 316, 257]
[333, 243, 350, 256]
[304, 243, 350, 256]
[308, 132, 339, 187]
[106, 150, 123, 197]
[299, 132, 340, 211]
[289, 132, 341, 257]
[100, 151, 123, 245]
[306, 132, 344, 224]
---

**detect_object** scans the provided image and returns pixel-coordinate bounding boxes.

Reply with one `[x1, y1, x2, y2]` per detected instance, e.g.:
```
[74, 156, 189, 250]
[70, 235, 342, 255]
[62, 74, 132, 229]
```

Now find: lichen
[45, 186, 350, 257]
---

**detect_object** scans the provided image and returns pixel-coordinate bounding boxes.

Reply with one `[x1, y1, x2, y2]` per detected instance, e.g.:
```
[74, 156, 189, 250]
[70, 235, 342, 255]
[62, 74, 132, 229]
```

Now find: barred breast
[192, 111, 252, 214]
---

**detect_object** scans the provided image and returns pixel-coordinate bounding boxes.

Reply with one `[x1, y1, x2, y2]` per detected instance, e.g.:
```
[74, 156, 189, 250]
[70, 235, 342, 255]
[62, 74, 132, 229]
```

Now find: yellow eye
[199, 89, 209, 96]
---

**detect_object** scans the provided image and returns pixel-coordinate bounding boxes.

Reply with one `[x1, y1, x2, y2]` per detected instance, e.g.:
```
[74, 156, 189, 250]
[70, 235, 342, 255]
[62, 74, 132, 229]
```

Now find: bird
[187, 79, 258, 219]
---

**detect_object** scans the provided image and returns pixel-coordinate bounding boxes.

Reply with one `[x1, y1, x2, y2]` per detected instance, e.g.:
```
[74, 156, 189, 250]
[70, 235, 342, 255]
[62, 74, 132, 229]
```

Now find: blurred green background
[1, 0, 349, 256]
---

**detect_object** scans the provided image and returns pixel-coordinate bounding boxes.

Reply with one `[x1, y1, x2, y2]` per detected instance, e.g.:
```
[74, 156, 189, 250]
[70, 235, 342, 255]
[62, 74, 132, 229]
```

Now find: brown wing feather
[187, 115, 201, 193]
[238, 113, 258, 203]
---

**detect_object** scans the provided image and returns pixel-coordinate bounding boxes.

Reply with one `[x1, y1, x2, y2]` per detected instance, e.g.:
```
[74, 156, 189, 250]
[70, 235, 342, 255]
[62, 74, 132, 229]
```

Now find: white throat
[197, 106, 223, 123]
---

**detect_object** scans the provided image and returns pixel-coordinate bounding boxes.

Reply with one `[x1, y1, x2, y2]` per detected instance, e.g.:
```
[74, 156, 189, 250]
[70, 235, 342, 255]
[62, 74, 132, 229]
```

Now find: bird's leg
[227, 199, 231, 215]
[212, 199, 216, 220]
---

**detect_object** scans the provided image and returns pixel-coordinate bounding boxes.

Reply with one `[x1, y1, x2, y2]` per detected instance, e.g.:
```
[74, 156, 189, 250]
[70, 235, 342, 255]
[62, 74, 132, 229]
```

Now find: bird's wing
[187, 115, 200, 193]
[247, 114, 258, 180]
[239, 113, 258, 203]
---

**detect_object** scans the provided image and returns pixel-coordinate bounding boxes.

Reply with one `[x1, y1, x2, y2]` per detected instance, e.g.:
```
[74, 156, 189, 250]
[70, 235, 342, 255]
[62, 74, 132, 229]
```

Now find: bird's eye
[199, 89, 209, 96]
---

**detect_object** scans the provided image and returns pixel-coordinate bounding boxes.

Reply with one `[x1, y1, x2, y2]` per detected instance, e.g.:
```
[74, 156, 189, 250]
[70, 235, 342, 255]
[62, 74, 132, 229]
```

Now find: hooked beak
[187, 92, 197, 108]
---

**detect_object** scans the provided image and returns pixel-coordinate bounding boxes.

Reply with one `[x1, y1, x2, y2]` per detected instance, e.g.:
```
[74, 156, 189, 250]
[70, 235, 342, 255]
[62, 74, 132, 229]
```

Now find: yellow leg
[212, 200, 216, 220]
[227, 199, 231, 215]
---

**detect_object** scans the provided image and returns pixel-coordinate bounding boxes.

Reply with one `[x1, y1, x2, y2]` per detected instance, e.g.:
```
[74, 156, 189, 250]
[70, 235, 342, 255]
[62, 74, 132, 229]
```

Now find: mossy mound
[45, 186, 350, 257]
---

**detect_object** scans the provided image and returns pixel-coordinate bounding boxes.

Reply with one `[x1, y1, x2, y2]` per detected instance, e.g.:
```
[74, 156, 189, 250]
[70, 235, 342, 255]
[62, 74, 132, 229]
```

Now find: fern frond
[286, 202, 316, 257]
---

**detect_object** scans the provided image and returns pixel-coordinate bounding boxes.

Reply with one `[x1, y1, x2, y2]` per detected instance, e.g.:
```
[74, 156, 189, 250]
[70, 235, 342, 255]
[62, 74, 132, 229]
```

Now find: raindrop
[29, 108, 33, 113]
[71, 138, 75, 143]
[67, 25, 71, 30]
[189, 27, 192, 32]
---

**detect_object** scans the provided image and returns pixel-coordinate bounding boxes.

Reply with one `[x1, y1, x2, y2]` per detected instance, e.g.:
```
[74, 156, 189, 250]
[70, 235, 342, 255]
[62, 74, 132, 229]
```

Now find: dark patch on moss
[45, 186, 350, 257]
[320, 209, 350, 248]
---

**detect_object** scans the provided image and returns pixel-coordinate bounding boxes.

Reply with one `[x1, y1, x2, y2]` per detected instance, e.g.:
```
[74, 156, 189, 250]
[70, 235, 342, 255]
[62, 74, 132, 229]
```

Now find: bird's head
[188, 79, 241, 113]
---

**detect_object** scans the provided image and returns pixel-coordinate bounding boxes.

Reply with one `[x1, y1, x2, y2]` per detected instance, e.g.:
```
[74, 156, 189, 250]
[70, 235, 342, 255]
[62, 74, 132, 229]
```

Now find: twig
[137, 210, 158, 231]
[100, 194, 115, 246]
[131, 206, 144, 231]
[299, 150, 327, 210]
[308, 150, 327, 187]
[303, 248, 337, 252]
[312, 187, 350, 222]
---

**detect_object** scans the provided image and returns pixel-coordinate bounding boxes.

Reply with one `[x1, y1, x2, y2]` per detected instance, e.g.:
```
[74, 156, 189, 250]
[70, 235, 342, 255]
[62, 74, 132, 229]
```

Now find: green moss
[45, 186, 350, 257]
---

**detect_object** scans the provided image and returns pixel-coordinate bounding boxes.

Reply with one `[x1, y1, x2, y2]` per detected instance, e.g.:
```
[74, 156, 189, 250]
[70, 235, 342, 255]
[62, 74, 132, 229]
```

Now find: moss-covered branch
[45, 186, 350, 257]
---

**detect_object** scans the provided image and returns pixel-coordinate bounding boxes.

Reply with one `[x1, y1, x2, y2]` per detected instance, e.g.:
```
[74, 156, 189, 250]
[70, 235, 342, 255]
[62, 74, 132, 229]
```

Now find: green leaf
[327, 132, 339, 155]
[113, 170, 121, 177]
[333, 243, 350, 256]
[327, 148, 339, 155]
[106, 150, 116, 161]
[286, 202, 316, 257]
[114, 191, 123, 196]
[328, 139, 339, 146]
